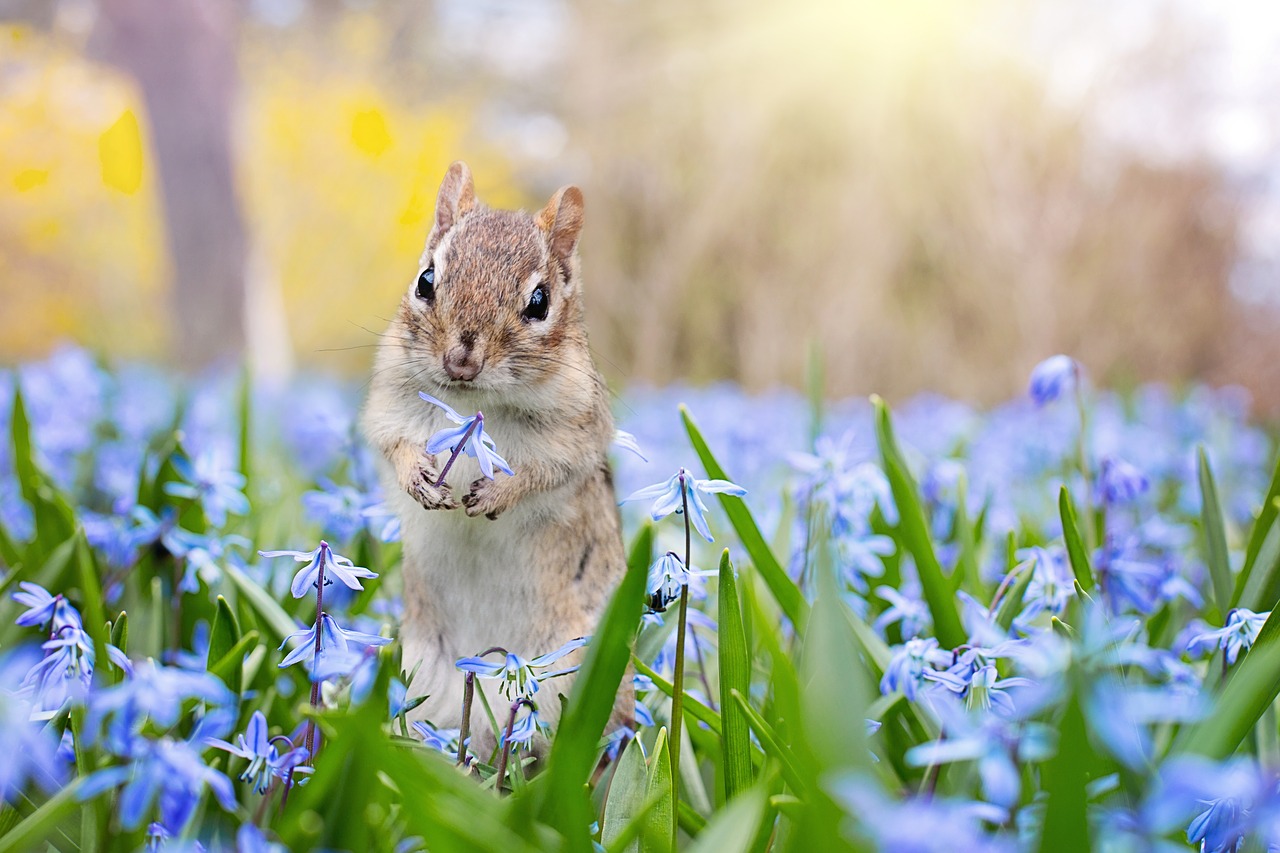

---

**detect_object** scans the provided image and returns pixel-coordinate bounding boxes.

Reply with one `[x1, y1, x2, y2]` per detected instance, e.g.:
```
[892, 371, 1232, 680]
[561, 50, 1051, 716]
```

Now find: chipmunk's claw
[407, 466, 457, 511]
[462, 478, 505, 519]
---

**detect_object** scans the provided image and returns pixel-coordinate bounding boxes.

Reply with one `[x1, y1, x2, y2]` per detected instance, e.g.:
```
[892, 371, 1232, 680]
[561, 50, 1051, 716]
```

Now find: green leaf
[1236, 453, 1280, 607]
[1238, 513, 1280, 612]
[730, 690, 808, 796]
[633, 657, 722, 736]
[996, 565, 1035, 633]
[210, 630, 259, 696]
[872, 396, 965, 648]
[74, 532, 109, 683]
[537, 523, 649, 849]
[1037, 675, 1093, 853]
[717, 550, 754, 801]
[225, 564, 298, 642]
[0, 779, 84, 853]
[681, 406, 808, 631]
[1059, 487, 1095, 593]
[237, 362, 252, 487]
[207, 595, 241, 671]
[1175, 606, 1280, 759]
[685, 786, 766, 853]
[109, 610, 128, 654]
[603, 737, 650, 853]
[1198, 447, 1233, 617]
[645, 728, 674, 853]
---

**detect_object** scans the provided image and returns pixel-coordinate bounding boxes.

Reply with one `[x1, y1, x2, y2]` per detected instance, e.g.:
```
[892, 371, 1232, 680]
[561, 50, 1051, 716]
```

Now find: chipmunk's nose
[443, 336, 483, 382]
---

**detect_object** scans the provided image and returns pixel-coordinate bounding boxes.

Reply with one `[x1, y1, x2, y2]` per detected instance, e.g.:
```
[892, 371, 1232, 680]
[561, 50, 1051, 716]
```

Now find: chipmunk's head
[397, 161, 589, 400]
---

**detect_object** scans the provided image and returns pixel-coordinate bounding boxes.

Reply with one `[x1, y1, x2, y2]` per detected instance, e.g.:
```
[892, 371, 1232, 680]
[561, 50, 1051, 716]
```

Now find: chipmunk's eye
[522, 284, 549, 322]
[416, 266, 435, 301]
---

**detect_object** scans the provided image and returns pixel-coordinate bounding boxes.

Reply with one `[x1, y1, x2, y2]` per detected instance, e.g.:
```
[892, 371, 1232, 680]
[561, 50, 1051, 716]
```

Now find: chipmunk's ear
[434, 161, 476, 234]
[536, 186, 584, 262]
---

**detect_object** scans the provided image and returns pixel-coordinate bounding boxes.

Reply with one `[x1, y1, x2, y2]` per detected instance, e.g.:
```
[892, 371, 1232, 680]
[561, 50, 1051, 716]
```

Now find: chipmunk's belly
[389, 473, 577, 728]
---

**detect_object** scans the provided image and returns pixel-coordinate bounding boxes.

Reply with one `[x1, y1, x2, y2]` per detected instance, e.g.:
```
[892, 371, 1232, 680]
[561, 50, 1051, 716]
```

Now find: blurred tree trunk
[92, 0, 247, 369]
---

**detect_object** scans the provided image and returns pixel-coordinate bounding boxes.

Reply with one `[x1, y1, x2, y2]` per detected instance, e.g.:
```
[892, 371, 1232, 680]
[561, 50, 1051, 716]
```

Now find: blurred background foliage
[1, 0, 1279, 407]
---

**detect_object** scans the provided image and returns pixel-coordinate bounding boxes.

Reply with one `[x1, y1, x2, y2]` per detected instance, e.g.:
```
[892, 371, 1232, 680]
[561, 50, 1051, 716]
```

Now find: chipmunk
[361, 162, 630, 755]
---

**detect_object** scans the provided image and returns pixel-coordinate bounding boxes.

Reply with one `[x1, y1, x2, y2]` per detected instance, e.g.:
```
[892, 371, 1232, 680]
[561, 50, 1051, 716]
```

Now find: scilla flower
[622, 467, 746, 542]
[278, 613, 391, 670]
[418, 392, 513, 480]
[205, 711, 310, 794]
[645, 552, 712, 613]
[1028, 355, 1079, 406]
[455, 637, 589, 700]
[259, 541, 377, 599]
[1189, 608, 1270, 665]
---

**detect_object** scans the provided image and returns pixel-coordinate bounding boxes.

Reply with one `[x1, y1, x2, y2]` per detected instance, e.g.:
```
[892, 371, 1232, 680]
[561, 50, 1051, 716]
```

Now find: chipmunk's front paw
[462, 477, 510, 520]
[406, 465, 458, 511]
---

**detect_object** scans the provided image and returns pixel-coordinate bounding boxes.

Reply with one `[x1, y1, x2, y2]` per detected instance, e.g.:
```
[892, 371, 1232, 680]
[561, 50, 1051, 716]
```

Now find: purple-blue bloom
[78, 736, 237, 832]
[163, 449, 250, 528]
[1028, 354, 1079, 407]
[205, 711, 310, 793]
[0, 648, 66, 803]
[456, 636, 589, 700]
[277, 613, 391, 670]
[621, 467, 746, 542]
[1189, 608, 1270, 665]
[418, 392, 513, 480]
[259, 540, 378, 599]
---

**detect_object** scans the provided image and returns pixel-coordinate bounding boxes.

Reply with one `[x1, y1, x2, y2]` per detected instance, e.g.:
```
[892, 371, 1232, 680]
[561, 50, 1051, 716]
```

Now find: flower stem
[432, 414, 483, 488]
[305, 542, 330, 764]
[457, 673, 475, 767]
[1072, 380, 1097, 552]
[669, 472, 692, 846]
[494, 697, 531, 791]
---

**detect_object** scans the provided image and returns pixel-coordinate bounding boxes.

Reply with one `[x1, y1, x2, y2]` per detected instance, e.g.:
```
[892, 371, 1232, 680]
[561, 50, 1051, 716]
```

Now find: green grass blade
[680, 405, 808, 631]
[225, 564, 299, 642]
[996, 566, 1035, 632]
[538, 523, 649, 848]
[210, 630, 259, 696]
[1175, 606, 1280, 759]
[1236, 453, 1280, 607]
[1059, 486, 1095, 593]
[109, 611, 128, 654]
[685, 787, 765, 853]
[1198, 447, 1233, 617]
[207, 595, 241, 671]
[717, 550, 754, 801]
[1036, 677, 1092, 853]
[0, 779, 84, 853]
[602, 737, 649, 853]
[74, 532, 109, 683]
[729, 690, 808, 796]
[644, 728, 674, 853]
[1238, 516, 1280, 612]
[872, 396, 965, 648]
[633, 657, 722, 736]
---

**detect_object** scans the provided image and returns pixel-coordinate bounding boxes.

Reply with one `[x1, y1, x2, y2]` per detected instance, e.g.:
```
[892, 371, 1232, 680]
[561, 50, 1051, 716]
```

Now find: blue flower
[456, 637, 589, 700]
[163, 528, 250, 594]
[163, 449, 250, 527]
[277, 613, 391, 670]
[501, 705, 548, 749]
[259, 541, 378, 599]
[86, 661, 233, 754]
[906, 707, 1053, 808]
[1096, 456, 1149, 506]
[1085, 676, 1206, 769]
[621, 467, 746, 542]
[0, 649, 66, 803]
[880, 637, 951, 702]
[20, 620, 132, 713]
[644, 552, 712, 613]
[78, 736, 237, 832]
[418, 392, 513, 480]
[1189, 608, 1270, 665]
[612, 429, 648, 461]
[412, 721, 463, 755]
[12, 582, 66, 630]
[205, 711, 310, 793]
[1028, 355, 1079, 406]
[872, 586, 930, 639]
[302, 480, 379, 542]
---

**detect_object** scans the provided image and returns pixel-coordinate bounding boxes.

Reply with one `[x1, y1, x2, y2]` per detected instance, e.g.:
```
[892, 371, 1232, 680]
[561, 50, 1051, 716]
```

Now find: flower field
[1, 344, 1278, 852]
